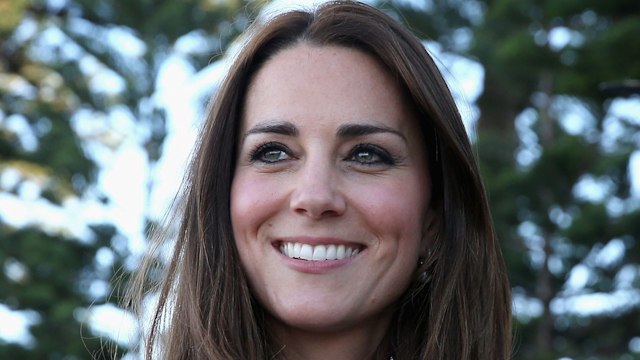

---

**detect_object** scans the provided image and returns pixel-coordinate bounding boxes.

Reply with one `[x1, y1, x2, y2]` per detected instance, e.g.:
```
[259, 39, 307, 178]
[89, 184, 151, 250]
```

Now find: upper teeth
[279, 242, 360, 261]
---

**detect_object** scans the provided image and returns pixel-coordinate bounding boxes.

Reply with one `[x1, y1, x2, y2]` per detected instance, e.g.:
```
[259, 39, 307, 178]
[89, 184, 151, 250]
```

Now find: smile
[279, 242, 362, 261]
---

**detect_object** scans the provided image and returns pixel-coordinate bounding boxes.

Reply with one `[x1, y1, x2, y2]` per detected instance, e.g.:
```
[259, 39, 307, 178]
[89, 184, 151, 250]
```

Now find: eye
[249, 142, 292, 164]
[347, 143, 396, 166]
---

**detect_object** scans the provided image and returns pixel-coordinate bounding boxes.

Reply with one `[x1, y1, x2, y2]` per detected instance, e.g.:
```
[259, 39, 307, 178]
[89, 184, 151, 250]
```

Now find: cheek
[230, 173, 284, 239]
[353, 178, 428, 242]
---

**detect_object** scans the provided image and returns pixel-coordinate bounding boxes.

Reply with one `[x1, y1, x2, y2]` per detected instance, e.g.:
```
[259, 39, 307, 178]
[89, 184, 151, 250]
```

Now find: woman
[129, 1, 512, 359]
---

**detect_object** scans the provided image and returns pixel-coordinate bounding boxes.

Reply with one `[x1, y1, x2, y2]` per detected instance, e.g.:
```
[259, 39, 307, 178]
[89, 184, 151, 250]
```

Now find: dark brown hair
[128, 1, 511, 359]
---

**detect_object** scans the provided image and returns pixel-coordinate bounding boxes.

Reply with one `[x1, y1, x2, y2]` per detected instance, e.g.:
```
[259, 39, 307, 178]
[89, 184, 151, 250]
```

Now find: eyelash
[247, 142, 398, 166]
[346, 143, 398, 166]
[248, 142, 293, 163]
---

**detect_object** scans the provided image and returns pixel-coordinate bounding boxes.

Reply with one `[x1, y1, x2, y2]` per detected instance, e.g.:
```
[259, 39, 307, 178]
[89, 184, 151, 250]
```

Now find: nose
[289, 160, 346, 219]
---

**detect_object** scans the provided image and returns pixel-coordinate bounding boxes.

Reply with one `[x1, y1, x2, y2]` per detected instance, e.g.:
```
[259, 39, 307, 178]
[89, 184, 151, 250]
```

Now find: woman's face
[231, 44, 432, 335]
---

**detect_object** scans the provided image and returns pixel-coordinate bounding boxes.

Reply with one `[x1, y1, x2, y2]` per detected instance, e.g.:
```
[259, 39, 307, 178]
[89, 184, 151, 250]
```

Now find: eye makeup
[345, 143, 400, 166]
[248, 141, 295, 164]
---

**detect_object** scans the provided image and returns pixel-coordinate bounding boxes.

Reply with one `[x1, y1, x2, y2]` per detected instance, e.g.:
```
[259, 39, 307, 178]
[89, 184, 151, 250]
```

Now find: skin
[231, 43, 433, 360]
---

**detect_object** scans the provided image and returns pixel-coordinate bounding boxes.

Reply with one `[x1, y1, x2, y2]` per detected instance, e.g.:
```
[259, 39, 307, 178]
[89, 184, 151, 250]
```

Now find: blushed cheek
[230, 174, 283, 239]
[231, 174, 257, 238]
[359, 183, 427, 242]
[230, 175, 264, 278]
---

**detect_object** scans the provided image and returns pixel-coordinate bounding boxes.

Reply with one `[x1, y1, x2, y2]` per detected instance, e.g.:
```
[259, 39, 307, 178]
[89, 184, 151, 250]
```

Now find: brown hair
[128, 1, 511, 359]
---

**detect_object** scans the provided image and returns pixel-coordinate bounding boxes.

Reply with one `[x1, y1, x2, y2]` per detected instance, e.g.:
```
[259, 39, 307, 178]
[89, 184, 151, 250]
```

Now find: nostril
[290, 188, 346, 219]
[289, 162, 346, 218]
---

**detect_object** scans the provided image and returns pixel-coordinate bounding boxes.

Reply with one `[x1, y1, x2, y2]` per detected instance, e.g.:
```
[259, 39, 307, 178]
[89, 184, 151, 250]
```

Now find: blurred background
[1, 0, 639, 359]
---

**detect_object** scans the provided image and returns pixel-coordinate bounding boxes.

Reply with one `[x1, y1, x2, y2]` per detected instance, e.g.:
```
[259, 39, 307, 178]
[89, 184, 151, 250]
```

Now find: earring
[418, 257, 425, 267]
[418, 269, 431, 284]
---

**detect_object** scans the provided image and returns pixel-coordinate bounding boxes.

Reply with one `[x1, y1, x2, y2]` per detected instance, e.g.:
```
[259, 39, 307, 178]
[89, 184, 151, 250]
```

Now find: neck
[268, 316, 393, 360]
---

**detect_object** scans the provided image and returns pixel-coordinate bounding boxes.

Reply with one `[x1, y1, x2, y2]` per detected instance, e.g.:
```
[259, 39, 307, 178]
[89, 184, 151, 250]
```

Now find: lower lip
[275, 247, 361, 274]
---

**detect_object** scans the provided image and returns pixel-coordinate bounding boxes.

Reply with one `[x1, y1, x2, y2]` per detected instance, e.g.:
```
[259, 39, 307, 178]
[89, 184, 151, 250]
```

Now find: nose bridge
[290, 149, 345, 218]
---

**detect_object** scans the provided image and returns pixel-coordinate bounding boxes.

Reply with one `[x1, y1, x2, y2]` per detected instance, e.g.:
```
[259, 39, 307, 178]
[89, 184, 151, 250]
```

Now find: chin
[266, 300, 394, 335]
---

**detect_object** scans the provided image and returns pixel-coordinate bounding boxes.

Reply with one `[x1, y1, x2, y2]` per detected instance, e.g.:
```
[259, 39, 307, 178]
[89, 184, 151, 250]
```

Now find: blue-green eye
[249, 142, 292, 163]
[352, 149, 380, 164]
[347, 144, 396, 166]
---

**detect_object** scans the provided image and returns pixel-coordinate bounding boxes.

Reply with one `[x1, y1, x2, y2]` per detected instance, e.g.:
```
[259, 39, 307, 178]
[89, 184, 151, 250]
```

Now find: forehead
[241, 43, 419, 135]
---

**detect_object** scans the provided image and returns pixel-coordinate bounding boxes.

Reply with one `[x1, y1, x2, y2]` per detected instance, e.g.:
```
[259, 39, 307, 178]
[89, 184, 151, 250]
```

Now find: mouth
[278, 242, 363, 261]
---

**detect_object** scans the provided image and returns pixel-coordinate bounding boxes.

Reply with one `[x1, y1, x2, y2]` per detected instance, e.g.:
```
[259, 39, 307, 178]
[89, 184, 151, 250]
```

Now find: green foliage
[387, 0, 640, 358]
[0, 0, 261, 358]
[0, 224, 120, 359]
[0, 0, 29, 34]
[2, 0, 638, 358]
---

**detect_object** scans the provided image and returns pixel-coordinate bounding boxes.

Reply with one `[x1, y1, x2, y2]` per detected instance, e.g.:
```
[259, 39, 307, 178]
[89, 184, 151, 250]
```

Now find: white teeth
[300, 244, 313, 260]
[287, 243, 294, 257]
[280, 242, 361, 261]
[312, 245, 326, 260]
[293, 243, 301, 258]
[326, 245, 336, 260]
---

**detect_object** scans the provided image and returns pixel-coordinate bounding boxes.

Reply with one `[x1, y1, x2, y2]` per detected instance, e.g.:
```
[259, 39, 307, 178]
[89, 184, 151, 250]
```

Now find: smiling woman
[127, 2, 512, 359]
[232, 44, 433, 357]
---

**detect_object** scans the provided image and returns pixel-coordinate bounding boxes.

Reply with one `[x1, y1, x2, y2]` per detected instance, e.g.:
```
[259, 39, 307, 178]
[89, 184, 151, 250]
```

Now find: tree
[4, 0, 638, 358]
[0, 0, 262, 358]
[384, 0, 640, 358]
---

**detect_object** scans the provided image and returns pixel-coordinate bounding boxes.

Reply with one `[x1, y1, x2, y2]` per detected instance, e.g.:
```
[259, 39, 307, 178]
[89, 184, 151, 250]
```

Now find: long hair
[128, 1, 512, 359]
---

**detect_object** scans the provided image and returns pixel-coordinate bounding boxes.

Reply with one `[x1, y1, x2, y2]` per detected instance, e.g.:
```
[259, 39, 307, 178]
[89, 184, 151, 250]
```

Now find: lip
[272, 236, 366, 274]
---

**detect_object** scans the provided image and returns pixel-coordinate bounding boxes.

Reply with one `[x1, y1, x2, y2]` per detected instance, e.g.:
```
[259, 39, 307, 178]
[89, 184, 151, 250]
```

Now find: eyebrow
[336, 123, 407, 142]
[242, 121, 406, 142]
[242, 121, 299, 140]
